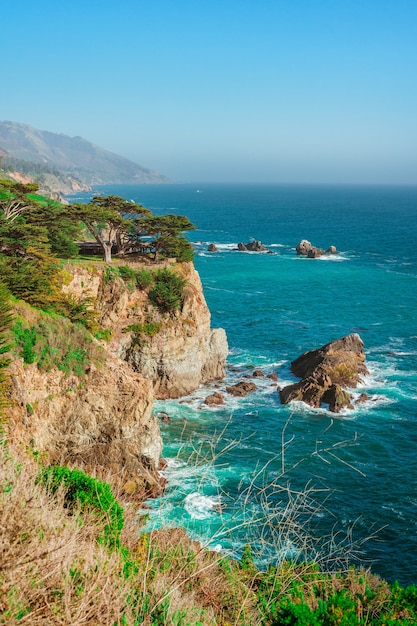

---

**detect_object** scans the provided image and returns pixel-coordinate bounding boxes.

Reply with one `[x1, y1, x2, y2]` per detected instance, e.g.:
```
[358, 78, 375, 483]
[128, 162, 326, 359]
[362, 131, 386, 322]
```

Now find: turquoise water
[74, 184, 417, 585]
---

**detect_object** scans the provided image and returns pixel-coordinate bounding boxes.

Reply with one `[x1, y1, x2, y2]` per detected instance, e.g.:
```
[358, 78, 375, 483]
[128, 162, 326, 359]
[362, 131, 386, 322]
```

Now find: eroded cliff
[7, 261, 228, 494]
[63, 261, 228, 398]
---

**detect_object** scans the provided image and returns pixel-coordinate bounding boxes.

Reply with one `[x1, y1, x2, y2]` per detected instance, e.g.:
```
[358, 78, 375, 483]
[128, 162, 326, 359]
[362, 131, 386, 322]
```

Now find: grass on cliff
[1, 441, 417, 625]
[10, 301, 105, 376]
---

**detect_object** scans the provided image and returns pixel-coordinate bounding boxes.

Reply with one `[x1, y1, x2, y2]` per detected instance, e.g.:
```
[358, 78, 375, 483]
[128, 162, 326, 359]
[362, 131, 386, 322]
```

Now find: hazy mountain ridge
[0, 121, 170, 186]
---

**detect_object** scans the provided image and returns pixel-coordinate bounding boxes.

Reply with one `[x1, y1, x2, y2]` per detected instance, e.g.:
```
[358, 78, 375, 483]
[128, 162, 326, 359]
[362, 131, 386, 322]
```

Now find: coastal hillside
[0, 150, 90, 197]
[0, 178, 227, 492]
[1, 182, 417, 624]
[0, 120, 170, 186]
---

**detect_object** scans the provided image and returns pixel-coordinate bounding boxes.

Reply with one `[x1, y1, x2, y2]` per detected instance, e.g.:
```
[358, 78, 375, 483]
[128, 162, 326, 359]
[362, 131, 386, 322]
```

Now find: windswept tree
[0, 180, 40, 221]
[138, 214, 195, 262]
[69, 195, 150, 262]
[0, 179, 80, 306]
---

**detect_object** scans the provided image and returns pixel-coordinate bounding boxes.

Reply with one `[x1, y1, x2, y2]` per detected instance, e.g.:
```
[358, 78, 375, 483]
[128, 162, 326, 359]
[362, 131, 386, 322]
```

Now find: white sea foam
[184, 492, 222, 520]
[317, 254, 349, 262]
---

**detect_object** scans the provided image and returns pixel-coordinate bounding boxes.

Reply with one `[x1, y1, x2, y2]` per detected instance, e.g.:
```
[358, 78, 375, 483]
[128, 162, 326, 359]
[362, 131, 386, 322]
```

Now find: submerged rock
[203, 391, 225, 406]
[279, 334, 368, 413]
[252, 368, 265, 377]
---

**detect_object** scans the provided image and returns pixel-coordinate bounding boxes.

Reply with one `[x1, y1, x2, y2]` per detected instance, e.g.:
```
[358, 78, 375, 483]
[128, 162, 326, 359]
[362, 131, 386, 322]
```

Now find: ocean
[70, 183, 417, 586]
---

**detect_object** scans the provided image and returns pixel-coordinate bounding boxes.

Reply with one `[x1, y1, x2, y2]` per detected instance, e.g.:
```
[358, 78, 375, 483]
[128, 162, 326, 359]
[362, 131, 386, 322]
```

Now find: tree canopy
[68, 195, 151, 262]
[0, 180, 196, 312]
[138, 214, 195, 262]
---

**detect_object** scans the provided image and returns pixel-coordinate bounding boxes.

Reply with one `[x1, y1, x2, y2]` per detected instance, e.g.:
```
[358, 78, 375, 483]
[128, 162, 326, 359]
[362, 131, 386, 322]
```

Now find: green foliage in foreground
[38, 465, 124, 549]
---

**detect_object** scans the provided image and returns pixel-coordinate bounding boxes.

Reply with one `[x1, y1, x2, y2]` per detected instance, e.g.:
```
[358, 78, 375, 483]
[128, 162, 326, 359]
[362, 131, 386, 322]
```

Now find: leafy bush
[117, 264, 137, 282]
[161, 235, 195, 262]
[135, 268, 155, 290]
[38, 465, 124, 548]
[124, 321, 162, 340]
[94, 327, 112, 341]
[103, 265, 120, 283]
[52, 292, 98, 330]
[0, 248, 63, 309]
[148, 268, 187, 314]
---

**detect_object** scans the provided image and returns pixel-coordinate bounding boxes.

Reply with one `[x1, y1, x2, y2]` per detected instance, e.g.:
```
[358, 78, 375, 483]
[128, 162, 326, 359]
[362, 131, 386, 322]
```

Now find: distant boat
[196, 189, 201, 193]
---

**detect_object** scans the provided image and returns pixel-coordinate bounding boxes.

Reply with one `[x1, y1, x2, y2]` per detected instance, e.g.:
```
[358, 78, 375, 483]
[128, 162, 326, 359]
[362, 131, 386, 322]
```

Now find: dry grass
[0, 445, 135, 625]
[0, 427, 404, 626]
[0, 443, 259, 625]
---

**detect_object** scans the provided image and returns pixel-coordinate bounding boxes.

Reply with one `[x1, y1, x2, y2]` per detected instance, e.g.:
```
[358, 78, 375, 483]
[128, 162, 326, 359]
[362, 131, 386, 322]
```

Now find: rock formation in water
[237, 240, 268, 252]
[279, 334, 368, 412]
[226, 380, 258, 397]
[296, 239, 338, 258]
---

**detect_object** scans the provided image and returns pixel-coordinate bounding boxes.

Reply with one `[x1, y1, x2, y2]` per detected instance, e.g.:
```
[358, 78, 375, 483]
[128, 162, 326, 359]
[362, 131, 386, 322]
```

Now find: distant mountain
[0, 121, 170, 186]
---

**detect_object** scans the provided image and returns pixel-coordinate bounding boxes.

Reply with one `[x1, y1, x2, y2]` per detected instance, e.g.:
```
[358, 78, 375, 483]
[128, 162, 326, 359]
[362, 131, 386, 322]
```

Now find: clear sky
[2, 0, 417, 183]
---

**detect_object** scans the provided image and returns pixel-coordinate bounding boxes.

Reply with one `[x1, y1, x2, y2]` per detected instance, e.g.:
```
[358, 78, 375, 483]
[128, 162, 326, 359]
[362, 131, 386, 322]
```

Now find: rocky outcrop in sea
[237, 240, 268, 252]
[279, 333, 368, 412]
[296, 239, 338, 258]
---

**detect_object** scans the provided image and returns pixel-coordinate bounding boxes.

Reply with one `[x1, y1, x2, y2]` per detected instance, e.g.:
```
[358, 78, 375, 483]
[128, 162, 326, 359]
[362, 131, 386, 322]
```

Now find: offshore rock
[296, 239, 338, 258]
[208, 243, 218, 252]
[238, 240, 268, 252]
[203, 391, 225, 406]
[279, 334, 368, 413]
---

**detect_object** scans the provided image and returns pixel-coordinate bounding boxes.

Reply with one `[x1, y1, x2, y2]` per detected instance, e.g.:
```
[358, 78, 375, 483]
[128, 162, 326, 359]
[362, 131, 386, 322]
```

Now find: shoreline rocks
[226, 380, 258, 397]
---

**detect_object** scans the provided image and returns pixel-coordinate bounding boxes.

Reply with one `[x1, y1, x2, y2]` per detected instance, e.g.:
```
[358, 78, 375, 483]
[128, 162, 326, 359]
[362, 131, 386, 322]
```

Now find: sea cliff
[7, 261, 228, 495]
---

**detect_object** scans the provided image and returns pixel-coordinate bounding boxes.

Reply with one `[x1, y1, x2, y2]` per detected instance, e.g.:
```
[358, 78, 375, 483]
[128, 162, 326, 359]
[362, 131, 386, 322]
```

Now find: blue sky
[2, 0, 417, 183]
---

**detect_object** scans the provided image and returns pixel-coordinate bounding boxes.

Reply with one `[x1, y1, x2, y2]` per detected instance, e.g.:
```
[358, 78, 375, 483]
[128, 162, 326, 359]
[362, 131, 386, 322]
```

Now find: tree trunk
[103, 243, 112, 263]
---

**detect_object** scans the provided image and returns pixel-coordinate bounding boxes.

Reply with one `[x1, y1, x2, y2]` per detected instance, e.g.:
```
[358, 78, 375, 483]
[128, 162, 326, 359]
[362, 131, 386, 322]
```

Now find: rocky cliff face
[122, 265, 228, 399]
[8, 354, 162, 494]
[7, 261, 228, 493]
[63, 261, 229, 399]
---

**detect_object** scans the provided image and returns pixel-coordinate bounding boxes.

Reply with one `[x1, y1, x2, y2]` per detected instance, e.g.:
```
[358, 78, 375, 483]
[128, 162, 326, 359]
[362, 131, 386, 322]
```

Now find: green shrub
[135, 269, 155, 290]
[161, 235, 195, 262]
[53, 293, 98, 330]
[12, 321, 37, 364]
[38, 465, 124, 548]
[94, 327, 112, 341]
[148, 268, 186, 314]
[117, 264, 137, 282]
[124, 321, 162, 340]
[103, 265, 119, 283]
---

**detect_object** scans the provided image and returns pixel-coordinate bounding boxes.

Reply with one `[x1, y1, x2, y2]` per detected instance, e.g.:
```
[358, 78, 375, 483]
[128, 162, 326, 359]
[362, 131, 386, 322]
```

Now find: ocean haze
[0, 121, 170, 185]
[1, 1, 417, 184]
